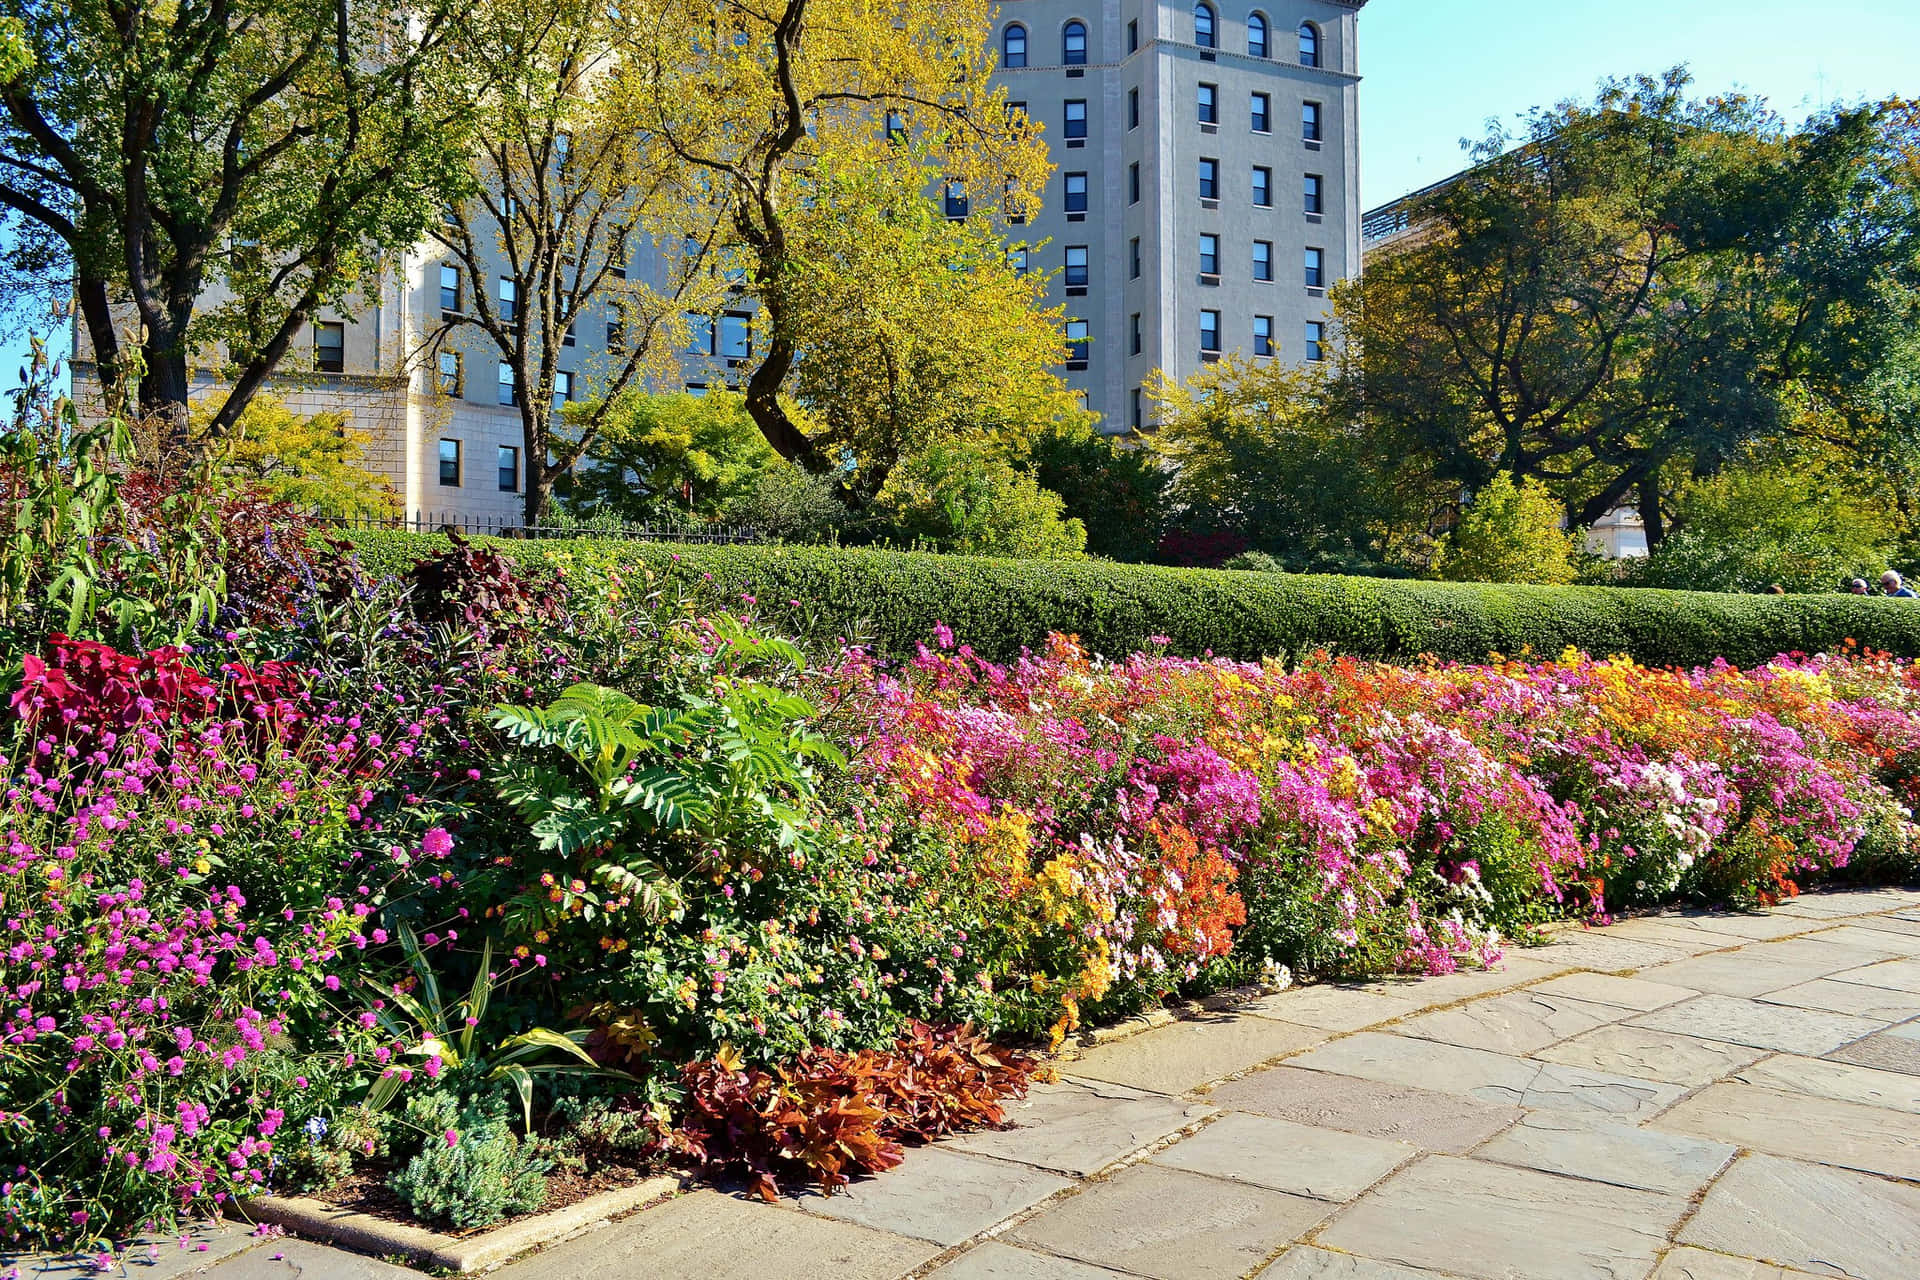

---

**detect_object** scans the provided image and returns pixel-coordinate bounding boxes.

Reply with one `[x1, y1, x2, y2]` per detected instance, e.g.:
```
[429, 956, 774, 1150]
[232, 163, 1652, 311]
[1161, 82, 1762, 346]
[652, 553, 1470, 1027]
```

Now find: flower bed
[4, 534, 1919, 1256]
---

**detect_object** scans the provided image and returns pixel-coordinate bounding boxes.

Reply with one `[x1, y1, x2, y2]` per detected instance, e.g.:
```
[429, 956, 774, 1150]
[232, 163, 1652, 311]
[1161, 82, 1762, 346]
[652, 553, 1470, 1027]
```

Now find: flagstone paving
[26, 887, 1920, 1280]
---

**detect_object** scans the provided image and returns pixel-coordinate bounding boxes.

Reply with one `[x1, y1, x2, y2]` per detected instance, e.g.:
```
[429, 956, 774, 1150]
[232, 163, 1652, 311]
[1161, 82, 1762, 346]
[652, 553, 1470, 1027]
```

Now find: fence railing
[324, 511, 766, 546]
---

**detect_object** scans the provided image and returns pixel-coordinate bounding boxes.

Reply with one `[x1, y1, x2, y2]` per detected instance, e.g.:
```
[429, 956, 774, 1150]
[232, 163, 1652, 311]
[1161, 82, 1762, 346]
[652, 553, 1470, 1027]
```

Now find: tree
[1148, 356, 1444, 573]
[208, 395, 396, 519]
[616, 0, 1051, 472]
[0, 0, 477, 440]
[1343, 71, 1920, 543]
[1434, 472, 1581, 586]
[875, 441, 1086, 559]
[428, 0, 725, 523]
[563, 391, 779, 523]
[1025, 419, 1170, 563]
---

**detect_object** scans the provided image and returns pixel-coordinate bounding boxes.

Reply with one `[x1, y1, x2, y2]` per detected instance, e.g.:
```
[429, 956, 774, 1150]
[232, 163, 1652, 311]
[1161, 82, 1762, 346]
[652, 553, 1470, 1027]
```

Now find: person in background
[1850, 579, 1871, 595]
[1881, 570, 1916, 598]
[1765, 584, 1787, 595]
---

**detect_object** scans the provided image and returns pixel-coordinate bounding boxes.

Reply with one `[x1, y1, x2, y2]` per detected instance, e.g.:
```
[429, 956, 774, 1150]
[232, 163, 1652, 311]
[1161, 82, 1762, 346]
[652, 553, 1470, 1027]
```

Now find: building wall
[74, 0, 1366, 522]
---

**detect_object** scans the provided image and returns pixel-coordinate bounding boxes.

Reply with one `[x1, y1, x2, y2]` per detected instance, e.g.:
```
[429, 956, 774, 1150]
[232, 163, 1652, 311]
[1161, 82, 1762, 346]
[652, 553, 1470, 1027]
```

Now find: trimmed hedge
[341, 531, 1920, 667]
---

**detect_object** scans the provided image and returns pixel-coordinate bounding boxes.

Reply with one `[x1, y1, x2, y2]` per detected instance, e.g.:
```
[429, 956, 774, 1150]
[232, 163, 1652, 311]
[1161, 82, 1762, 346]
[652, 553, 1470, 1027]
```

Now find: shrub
[340, 531, 1920, 668]
[1436, 472, 1581, 586]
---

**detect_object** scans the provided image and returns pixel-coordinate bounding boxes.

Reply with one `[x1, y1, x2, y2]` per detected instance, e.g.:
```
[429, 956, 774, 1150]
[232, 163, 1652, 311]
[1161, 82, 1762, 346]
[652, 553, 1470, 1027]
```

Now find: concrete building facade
[75, 0, 1368, 523]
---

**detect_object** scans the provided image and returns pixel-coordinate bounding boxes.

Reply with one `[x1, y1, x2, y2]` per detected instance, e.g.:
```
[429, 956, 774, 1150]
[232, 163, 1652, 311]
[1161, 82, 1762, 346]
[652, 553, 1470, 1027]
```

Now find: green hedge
[341, 531, 1920, 667]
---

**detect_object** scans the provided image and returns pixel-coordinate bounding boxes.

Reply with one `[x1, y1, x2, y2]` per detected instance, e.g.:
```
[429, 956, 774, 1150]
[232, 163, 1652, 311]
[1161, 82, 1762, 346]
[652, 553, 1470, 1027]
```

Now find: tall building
[999, 0, 1365, 433]
[74, 1, 1368, 523]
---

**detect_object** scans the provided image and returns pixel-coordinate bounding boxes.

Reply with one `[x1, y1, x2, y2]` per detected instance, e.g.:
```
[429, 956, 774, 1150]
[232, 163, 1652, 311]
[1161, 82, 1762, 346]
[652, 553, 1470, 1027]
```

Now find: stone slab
[1830, 958, 1920, 993]
[198, 1243, 423, 1280]
[1630, 994, 1885, 1055]
[1259, 1249, 1456, 1279]
[1652, 1082, 1920, 1180]
[1286, 1031, 1683, 1119]
[1345, 957, 1568, 1010]
[1242, 985, 1427, 1032]
[1530, 933, 1691, 972]
[487, 1191, 938, 1280]
[795, 1146, 1072, 1246]
[1314, 1154, 1687, 1280]
[1592, 921, 1738, 955]
[1151, 1112, 1415, 1201]
[1395, 990, 1633, 1056]
[1734, 1053, 1920, 1115]
[1533, 1024, 1768, 1087]
[1529, 972, 1701, 1012]
[1638, 949, 1870, 999]
[946, 1078, 1214, 1177]
[1065, 1014, 1324, 1095]
[1207, 1066, 1522, 1154]
[1472, 1112, 1736, 1195]
[1682, 913, 1821, 941]
[1758, 978, 1920, 1020]
[9, 1225, 262, 1280]
[1806, 924, 1920, 956]
[1007, 1164, 1329, 1280]
[1650, 1247, 1824, 1279]
[1826, 1030, 1920, 1074]
[1678, 1153, 1920, 1278]
[925, 1243, 1132, 1279]
[1844, 914, 1920, 939]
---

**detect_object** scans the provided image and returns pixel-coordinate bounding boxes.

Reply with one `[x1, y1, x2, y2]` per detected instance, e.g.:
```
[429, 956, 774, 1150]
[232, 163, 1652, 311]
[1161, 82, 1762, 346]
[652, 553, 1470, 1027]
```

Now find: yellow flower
[193, 857, 211, 875]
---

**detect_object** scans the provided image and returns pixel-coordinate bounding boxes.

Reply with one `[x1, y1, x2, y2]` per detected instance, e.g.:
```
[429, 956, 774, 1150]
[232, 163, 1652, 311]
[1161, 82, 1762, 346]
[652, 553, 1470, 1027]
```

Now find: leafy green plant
[387, 1117, 549, 1230]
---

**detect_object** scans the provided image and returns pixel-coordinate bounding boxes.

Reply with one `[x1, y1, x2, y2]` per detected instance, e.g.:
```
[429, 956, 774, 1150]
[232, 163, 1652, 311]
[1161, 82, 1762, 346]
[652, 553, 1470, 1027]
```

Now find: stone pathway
[23, 887, 1920, 1280]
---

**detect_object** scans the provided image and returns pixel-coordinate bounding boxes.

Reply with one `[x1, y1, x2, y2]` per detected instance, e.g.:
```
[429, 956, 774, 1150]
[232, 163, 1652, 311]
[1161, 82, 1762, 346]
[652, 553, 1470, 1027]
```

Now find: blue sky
[6, 0, 1918, 392]
[1359, 0, 1920, 209]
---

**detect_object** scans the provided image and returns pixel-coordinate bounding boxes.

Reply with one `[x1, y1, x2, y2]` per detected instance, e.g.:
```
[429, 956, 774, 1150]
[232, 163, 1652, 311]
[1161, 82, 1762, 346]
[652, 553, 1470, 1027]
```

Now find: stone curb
[244, 1173, 687, 1273]
[1074, 983, 1280, 1049]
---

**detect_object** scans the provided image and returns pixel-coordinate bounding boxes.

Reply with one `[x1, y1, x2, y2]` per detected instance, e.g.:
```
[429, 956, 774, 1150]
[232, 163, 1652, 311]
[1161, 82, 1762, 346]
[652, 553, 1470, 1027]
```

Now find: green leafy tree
[875, 441, 1087, 560]
[565, 392, 780, 524]
[1434, 471, 1581, 585]
[0, 0, 477, 439]
[1025, 419, 1170, 563]
[207, 395, 397, 519]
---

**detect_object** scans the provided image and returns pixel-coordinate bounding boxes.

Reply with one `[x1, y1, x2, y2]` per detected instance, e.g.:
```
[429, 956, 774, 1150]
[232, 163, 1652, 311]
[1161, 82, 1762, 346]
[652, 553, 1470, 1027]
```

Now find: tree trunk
[138, 329, 194, 458]
[1637, 471, 1667, 548]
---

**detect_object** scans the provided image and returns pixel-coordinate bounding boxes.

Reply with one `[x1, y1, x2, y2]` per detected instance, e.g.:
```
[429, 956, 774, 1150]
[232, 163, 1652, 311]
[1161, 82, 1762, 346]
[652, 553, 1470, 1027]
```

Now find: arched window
[1298, 20, 1320, 67]
[1247, 11, 1268, 57]
[1062, 20, 1087, 65]
[1003, 23, 1027, 68]
[1193, 2, 1216, 48]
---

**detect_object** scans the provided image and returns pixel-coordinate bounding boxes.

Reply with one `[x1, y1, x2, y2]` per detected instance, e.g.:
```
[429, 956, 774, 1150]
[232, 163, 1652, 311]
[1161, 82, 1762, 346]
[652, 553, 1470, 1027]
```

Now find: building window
[1253, 239, 1273, 281]
[1305, 173, 1325, 215]
[1065, 319, 1089, 365]
[886, 110, 907, 143]
[720, 311, 751, 360]
[1197, 83, 1217, 124]
[1199, 233, 1219, 277]
[944, 181, 969, 218]
[687, 312, 715, 355]
[1064, 99, 1087, 139]
[1198, 157, 1218, 200]
[607, 320, 624, 352]
[1009, 244, 1031, 273]
[1062, 20, 1086, 65]
[1064, 171, 1088, 213]
[1127, 18, 1138, 52]
[1193, 2, 1215, 48]
[1131, 387, 1143, 428]
[1065, 244, 1089, 287]
[1299, 21, 1320, 67]
[438, 438, 462, 487]
[1003, 23, 1027, 67]
[1128, 87, 1140, 130]
[313, 321, 345, 373]
[436, 349, 462, 396]
[554, 370, 573, 405]
[1253, 315, 1274, 357]
[497, 363, 517, 406]
[563, 317, 576, 347]
[1305, 246, 1325, 288]
[1199, 309, 1220, 354]
[1007, 100, 1027, 124]
[1303, 100, 1323, 142]
[1129, 162, 1140, 204]
[1129, 237, 1141, 279]
[498, 277, 517, 323]
[1248, 11, 1269, 57]
[498, 445, 519, 493]
[439, 265, 461, 313]
[1251, 92, 1270, 133]
[1305, 320, 1327, 361]
[1130, 312, 1142, 355]
[1252, 166, 1272, 207]
[612, 256, 627, 280]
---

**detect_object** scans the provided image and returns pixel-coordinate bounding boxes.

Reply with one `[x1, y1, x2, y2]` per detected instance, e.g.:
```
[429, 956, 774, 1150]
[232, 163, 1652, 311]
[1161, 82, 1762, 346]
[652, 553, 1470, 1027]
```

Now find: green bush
[340, 531, 1920, 668]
